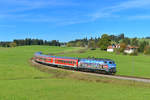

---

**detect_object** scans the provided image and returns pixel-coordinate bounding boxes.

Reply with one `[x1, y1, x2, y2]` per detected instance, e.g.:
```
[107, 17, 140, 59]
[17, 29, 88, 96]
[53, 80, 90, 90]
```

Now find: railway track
[31, 60, 150, 83]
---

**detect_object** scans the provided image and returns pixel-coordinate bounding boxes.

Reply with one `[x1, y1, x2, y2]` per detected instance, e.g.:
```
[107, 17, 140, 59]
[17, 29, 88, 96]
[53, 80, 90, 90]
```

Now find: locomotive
[34, 52, 116, 74]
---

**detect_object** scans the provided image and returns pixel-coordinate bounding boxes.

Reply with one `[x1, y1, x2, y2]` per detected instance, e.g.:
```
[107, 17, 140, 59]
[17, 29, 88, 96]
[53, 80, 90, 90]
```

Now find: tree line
[0, 38, 62, 47]
[67, 34, 125, 50]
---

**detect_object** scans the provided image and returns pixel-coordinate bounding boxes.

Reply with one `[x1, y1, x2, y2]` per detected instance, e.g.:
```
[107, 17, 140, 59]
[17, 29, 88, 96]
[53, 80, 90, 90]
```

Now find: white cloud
[129, 15, 150, 20]
[0, 0, 79, 13]
[0, 0, 82, 25]
[114, 0, 150, 10]
[90, 0, 150, 20]
[1, 0, 150, 25]
[0, 25, 16, 28]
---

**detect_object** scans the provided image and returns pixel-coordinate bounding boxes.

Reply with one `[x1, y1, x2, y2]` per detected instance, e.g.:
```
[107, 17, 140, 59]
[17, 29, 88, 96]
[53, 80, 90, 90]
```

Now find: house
[107, 46, 114, 52]
[124, 46, 138, 54]
[107, 44, 120, 52]
[107, 44, 138, 54]
[115, 44, 120, 48]
[60, 43, 66, 47]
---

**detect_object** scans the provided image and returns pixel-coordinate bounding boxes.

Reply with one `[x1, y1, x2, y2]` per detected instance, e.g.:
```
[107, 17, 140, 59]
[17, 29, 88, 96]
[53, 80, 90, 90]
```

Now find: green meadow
[0, 46, 150, 100]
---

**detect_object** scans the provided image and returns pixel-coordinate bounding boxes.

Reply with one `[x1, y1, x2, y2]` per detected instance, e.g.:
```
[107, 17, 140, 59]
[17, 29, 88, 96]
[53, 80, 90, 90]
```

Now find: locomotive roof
[35, 52, 114, 62]
[79, 58, 114, 62]
[35, 52, 79, 60]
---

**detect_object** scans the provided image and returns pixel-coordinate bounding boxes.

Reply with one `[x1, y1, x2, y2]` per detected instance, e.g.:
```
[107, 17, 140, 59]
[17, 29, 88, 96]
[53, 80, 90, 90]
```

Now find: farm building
[124, 46, 138, 54]
[107, 46, 114, 52]
[107, 44, 120, 52]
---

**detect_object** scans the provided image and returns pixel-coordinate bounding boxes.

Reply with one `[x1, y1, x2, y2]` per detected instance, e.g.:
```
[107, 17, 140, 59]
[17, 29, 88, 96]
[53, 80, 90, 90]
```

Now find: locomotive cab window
[109, 61, 114, 64]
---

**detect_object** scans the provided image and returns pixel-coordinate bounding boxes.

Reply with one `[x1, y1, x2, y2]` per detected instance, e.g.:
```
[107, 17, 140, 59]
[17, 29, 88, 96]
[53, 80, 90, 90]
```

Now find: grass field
[0, 46, 150, 100]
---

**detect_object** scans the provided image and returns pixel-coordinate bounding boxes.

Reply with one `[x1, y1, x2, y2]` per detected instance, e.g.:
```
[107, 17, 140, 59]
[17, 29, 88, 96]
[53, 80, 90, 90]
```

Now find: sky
[1, 0, 150, 42]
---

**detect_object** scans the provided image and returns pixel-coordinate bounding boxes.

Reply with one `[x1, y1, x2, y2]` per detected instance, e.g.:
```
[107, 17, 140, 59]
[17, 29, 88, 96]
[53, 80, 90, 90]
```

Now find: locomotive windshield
[104, 61, 115, 64]
[109, 61, 115, 64]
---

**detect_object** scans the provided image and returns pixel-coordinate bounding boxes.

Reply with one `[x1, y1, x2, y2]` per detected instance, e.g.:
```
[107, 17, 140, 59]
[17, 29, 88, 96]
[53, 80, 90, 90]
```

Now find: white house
[107, 44, 120, 52]
[107, 46, 114, 52]
[124, 46, 138, 54]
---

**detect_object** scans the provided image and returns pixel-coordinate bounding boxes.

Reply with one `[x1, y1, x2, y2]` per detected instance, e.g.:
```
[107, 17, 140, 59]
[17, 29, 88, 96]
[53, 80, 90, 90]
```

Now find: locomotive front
[105, 60, 116, 74]
[78, 58, 117, 74]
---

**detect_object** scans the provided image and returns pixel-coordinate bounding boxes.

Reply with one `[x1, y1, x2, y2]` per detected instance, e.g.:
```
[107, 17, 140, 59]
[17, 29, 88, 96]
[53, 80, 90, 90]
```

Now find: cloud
[0, 13, 89, 26]
[90, 0, 150, 20]
[1, 0, 150, 26]
[0, 0, 79, 12]
[113, 0, 150, 10]
[129, 15, 150, 20]
[0, 0, 83, 25]
[0, 25, 16, 28]
[89, 12, 120, 21]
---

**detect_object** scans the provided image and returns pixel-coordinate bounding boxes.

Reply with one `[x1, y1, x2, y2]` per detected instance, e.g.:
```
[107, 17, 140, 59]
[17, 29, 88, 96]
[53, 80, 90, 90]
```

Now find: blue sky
[1, 0, 150, 42]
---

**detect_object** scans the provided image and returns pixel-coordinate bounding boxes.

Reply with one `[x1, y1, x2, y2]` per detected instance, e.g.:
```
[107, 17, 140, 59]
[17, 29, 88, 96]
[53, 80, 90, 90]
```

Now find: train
[33, 52, 117, 74]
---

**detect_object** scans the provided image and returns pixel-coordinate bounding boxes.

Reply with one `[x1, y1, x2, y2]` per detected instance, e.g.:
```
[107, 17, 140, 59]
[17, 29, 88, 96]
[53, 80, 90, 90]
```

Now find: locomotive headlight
[103, 65, 108, 68]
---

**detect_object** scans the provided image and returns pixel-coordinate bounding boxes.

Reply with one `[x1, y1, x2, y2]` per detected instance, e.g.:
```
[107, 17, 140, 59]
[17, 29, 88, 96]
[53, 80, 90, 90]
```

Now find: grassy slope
[0, 46, 150, 100]
[58, 49, 150, 78]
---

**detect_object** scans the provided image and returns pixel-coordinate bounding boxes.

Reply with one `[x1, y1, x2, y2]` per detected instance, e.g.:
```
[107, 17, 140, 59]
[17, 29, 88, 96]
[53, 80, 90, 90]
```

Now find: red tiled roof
[125, 46, 139, 50]
[127, 46, 139, 49]
[107, 46, 113, 49]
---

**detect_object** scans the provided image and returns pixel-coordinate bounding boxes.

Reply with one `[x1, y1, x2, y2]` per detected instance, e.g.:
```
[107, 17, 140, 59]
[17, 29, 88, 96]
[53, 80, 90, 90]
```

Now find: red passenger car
[44, 57, 53, 64]
[34, 52, 78, 68]
[54, 58, 78, 67]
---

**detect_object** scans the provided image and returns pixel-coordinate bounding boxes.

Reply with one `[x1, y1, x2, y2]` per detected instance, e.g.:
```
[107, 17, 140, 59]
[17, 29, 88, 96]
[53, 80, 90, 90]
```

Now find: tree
[144, 46, 150, 55]
[119, 43, 126, 53]
[98, 34, 111, 50]
[109, 33, 125, 43]
[9, 42, 17, 47]
[131, 38, 139, 46]
[88, 40, 96, 50]
[0, 42, 10, 47]
[138, 41, 149, 53]
[66, 42, 76, 47]
[76, 41, 83, 47]
[50, 40, 60, 46]
[121, 38, 130, 45]
[118, 33, 125, 40]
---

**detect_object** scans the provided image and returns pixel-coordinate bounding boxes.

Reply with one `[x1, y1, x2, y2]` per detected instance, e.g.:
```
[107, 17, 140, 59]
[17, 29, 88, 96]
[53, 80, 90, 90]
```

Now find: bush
[123, 52, 127, 55]
[144, 46, 150, 55]
[130, 50, 138, 56]
[119, 43, 126, 53]
[9, 42, 17, 47]
[90, 48, 96, 50]
[114, 48, 120, 55]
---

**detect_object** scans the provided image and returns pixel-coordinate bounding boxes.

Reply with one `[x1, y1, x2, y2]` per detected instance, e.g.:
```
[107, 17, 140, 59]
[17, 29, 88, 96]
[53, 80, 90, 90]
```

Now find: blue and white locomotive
[78, 58, 116, 74]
